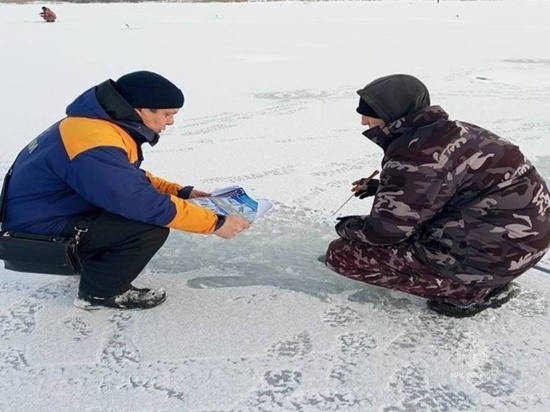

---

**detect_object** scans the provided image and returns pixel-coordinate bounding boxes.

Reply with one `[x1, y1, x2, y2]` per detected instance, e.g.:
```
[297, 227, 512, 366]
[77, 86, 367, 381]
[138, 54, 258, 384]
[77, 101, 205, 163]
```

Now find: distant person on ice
[2, 71, 250, 310]
[322, 73, 550, 317]
[39, 6, 56, 23]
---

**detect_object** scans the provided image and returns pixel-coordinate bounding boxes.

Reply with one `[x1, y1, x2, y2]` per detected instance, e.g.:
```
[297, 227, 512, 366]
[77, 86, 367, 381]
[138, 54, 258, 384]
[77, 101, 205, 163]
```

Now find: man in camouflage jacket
[324, 74, 550, 317]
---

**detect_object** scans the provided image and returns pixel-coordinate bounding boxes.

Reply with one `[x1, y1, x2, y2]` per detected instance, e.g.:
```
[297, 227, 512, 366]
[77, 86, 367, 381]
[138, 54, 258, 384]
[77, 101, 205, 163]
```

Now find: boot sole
[73, 294, 167, 311]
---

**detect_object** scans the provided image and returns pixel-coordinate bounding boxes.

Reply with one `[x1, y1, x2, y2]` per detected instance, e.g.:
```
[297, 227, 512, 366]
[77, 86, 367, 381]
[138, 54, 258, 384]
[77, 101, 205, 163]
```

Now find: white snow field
[1, 1, 549, 411]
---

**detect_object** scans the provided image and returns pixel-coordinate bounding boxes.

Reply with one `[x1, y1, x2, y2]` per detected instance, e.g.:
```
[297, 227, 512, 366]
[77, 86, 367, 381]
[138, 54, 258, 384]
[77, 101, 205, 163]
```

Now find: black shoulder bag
[0, 164, 87, 276]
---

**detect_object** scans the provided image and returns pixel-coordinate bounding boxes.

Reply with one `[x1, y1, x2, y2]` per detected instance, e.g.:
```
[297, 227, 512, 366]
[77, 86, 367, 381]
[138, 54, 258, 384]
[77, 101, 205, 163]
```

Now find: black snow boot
[74, 285, 166, 310]
[426, 282, 520, 318]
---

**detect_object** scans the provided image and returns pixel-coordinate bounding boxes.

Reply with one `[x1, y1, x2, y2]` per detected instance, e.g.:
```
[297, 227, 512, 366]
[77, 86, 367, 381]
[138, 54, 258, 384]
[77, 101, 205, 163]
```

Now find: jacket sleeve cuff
[177, 186, 194, 199]
[214, 214, 226, 231]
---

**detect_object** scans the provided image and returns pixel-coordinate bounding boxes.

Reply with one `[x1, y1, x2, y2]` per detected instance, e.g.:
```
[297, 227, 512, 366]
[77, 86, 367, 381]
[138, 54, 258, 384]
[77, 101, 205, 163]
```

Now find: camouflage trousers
[325, 238, 497, 307]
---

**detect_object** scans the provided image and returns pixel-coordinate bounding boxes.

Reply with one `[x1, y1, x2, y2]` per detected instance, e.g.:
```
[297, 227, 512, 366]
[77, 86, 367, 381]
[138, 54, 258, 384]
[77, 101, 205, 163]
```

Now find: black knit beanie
[356, 97, 380, 118]
[114, 71, 184, 109]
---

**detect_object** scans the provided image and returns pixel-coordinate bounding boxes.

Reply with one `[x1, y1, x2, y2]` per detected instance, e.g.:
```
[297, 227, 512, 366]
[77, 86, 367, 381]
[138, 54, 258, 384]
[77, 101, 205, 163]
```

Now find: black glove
[353, 179, 379, 199]
[335, 215, 364, 239]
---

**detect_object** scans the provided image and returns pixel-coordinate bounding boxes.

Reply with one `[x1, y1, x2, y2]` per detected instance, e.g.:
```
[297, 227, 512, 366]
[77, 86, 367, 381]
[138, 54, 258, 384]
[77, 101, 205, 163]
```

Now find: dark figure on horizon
[39, 6, 56, 23]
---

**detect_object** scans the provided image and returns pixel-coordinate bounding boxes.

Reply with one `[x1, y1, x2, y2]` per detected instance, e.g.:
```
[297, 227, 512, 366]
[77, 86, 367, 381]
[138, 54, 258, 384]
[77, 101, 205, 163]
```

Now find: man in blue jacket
[3, 71, 250, 310]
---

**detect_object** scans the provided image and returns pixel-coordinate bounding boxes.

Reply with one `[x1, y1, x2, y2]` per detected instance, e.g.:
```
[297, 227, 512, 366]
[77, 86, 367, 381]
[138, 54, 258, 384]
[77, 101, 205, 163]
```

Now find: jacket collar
[66, 80, 160, 146]
[363, 105, 449, 151]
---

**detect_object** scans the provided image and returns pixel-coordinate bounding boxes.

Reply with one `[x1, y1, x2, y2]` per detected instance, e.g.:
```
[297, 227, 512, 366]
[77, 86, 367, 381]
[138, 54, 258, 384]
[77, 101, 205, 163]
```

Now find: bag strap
[0, 148, 25, 226]
[0, 165, 15, 225]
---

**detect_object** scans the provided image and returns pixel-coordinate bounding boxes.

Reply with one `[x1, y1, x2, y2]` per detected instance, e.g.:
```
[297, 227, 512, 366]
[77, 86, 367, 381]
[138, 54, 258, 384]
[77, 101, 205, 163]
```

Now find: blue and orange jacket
[3, 80, 219, 235]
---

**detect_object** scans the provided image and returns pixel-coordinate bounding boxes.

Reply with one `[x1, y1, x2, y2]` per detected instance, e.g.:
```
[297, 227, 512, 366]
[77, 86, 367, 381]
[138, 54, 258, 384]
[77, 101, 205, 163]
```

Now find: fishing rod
[533, 264, 550, 275]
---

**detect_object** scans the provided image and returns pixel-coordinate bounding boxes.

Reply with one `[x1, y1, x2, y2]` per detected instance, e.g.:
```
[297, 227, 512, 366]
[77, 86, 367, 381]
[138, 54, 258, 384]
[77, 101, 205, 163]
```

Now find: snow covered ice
[1, 1, 550, 411]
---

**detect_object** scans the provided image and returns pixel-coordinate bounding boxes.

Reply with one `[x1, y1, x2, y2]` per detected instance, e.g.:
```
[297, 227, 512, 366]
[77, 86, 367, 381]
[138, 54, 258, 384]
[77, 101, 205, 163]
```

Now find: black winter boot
[74, 285, 166, 310]
[426, 283, 520, 318]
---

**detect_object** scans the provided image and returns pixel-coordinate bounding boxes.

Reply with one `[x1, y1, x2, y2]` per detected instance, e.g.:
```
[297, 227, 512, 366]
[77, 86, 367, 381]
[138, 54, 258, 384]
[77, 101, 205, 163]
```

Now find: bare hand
[213, 215, 251, 239]
[188, 189, 211, 199]
[351, 179, 369, 194]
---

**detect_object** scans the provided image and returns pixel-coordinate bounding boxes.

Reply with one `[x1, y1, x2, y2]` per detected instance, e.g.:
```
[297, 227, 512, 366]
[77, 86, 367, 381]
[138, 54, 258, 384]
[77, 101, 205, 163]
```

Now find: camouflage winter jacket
[338, 106, 550, 286]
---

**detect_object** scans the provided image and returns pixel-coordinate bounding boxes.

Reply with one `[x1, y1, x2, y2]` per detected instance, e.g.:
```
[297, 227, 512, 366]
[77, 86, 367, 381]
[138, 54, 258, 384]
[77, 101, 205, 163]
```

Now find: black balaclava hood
[356, 74, 431, 123]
